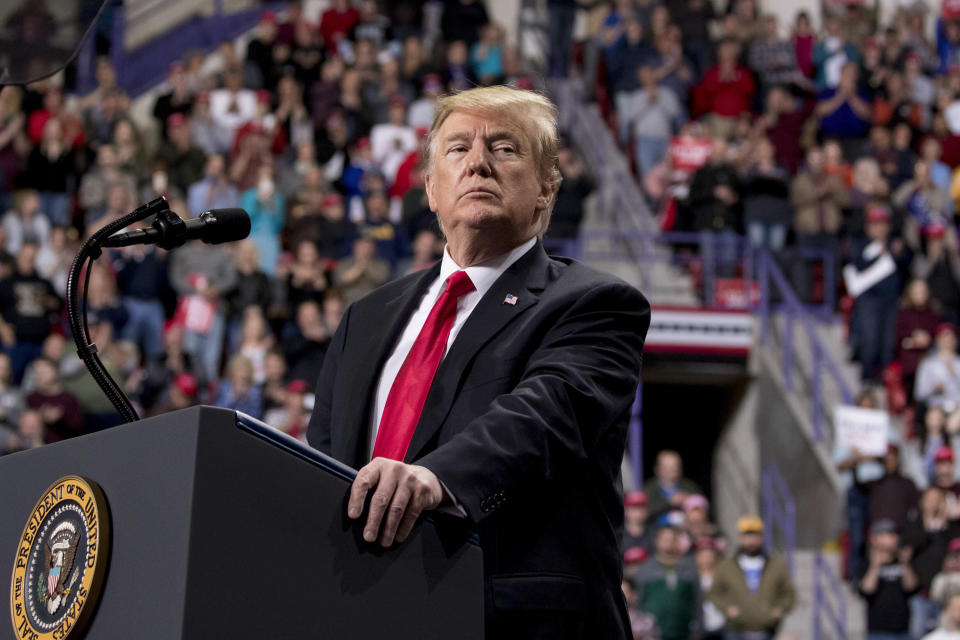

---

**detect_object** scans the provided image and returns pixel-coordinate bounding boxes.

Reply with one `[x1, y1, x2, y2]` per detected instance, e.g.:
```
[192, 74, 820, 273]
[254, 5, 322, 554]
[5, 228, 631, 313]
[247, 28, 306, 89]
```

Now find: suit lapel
[404, 242, 551, 462]
[334, 264, 440, 468]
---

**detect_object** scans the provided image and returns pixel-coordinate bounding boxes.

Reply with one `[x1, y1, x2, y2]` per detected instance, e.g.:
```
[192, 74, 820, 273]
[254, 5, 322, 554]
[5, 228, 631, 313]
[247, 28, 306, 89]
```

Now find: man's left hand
[348, 458, 444, 547]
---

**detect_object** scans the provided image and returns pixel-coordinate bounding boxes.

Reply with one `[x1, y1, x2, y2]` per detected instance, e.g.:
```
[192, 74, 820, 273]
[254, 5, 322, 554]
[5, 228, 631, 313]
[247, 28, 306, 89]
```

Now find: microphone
[102, 208, 251, 250]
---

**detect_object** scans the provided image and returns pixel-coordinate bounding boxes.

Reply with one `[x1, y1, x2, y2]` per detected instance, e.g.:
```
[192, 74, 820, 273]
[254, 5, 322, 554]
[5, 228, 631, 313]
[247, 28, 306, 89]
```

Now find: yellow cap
[737, 516, 764, 533]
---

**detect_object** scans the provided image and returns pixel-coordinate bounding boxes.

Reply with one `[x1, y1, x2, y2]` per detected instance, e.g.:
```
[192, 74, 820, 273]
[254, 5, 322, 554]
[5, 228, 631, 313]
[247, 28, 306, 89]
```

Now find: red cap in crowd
[683, 494, 709, 511]
[285, 379, 309, 394]
[256, 89, 272, 104]
[949, 538, 960, 554]
[937, 323, 958, 338]
[322, 192, 343, 207]
[925, 223, 947, 238]
[166, 113, 188, 128]
[195, 91, 210, 104]
[174, 373, 198, 397]
[388, 94, 407, 108]
[355, 137, 371, 150]
[624, 546, 648, 565]
[624, 491, 647, 507]
[866, 205, 891, 223]
[415, 125, 429, 139]
[260, 10, 277, 23]
[935, 446, 955, 463]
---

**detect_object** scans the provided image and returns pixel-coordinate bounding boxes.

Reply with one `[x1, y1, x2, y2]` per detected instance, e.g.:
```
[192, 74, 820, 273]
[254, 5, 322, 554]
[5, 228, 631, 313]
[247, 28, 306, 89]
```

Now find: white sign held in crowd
[834, 405, 890, 457]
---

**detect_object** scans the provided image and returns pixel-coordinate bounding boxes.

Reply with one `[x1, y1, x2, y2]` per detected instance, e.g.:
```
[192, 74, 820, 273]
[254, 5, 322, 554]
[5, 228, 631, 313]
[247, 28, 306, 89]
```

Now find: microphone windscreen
[201, 208, 251, 244]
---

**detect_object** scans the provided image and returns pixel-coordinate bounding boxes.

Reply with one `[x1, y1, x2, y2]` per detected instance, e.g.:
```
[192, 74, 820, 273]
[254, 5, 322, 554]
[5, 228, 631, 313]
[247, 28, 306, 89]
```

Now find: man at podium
[307, 85, 650, 639]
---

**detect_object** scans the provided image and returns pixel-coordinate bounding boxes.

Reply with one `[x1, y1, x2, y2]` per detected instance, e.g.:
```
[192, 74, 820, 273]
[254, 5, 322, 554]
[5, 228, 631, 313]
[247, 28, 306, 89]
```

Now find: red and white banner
[645, 306, 754, 357]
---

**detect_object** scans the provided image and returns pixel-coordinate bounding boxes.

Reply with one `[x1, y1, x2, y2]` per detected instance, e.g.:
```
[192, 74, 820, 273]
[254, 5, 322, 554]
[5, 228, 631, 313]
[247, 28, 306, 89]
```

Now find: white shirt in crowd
[209, 88, 257, 136]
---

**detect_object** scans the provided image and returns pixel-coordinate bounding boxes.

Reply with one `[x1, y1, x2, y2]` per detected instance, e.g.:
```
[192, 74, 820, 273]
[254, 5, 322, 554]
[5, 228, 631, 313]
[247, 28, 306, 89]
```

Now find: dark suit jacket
[307, 241, 650, 639]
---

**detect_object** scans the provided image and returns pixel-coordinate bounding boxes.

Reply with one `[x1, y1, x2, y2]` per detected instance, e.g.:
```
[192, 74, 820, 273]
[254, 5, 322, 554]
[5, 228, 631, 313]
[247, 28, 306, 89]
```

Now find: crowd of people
[548, 0, 960, 637]
[0, 0, 598, 455]
[559, 0, 960, 388]
[623, 450, 796, 640]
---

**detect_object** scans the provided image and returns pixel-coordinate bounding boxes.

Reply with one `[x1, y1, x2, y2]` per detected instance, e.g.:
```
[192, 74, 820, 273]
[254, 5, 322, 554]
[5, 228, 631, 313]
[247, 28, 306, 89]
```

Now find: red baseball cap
[285, 379, 309, 394]
[166, 112, 188, 128]
[624, 546, 648, 565]
[935, 446, 955, 463]
[256, 89, 272, 104]
[866, 205, 891, 222]
[949, 538, 960, 554]
[174, 373, 198, 397]
[937, 323, 958, 338]
[624, 491, 647, 507]
[322, 192, 343, 207]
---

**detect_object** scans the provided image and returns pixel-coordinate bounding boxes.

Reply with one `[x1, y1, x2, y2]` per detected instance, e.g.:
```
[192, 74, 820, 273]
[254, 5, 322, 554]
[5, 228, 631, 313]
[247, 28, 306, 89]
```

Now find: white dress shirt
[368, 235, 537, 459]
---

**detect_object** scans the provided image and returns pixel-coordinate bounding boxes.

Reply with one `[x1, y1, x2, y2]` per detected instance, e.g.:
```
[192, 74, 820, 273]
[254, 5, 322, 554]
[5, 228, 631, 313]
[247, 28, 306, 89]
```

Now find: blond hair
[423, 86, 562, 237]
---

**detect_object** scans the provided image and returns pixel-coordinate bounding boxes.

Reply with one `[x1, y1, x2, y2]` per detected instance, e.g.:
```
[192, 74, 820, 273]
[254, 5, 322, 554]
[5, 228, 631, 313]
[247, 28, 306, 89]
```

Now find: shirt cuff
[436, 478, 468, 518]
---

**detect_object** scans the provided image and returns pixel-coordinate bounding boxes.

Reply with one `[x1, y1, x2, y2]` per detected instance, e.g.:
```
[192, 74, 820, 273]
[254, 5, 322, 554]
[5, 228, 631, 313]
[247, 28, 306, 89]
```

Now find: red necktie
[372, 270, 475, 461]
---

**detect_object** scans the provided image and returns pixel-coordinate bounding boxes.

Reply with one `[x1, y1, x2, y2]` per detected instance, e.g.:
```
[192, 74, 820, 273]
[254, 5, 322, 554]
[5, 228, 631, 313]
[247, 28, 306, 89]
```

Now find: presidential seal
[9, 476, 110, 640]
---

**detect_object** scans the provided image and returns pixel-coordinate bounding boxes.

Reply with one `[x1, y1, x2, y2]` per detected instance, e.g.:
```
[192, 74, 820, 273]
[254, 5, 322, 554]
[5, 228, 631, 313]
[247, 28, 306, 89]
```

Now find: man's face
[937, 460, 955, 484]
[425, 110, 547, 246]
[654, 529, 677, 557]
[939, 329, 958, 354]
[656, 453, 681, 484]
[625, 504, 647, 527]
[884, 449, 900, 473]
[739, 531, 764, 554]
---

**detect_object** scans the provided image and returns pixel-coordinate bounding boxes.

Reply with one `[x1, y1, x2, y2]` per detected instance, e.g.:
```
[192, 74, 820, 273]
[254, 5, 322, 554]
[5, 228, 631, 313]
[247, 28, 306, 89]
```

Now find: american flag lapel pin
[503, 294, 518, 306]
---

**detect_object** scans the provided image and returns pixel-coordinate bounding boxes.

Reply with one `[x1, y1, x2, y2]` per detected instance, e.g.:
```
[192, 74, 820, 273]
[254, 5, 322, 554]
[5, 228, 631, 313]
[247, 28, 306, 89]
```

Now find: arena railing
[813, 551, 848, 640]
[761, 461, 796, 575]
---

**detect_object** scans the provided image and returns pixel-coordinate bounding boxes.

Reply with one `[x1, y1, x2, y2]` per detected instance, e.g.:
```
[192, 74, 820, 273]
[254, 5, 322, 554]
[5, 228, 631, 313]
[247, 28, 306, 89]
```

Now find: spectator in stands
[213, 353, 262, 420]
[547, 135, 594, 241]
[894, 161, 952, 237]
[930, 539, 960, 608]
[633, 525, 701, 640]
[25, 117, 75, 228]
[370, 95, 416, 185]
[284, 300, 329, 389]
[624, 490, 653, 551]
[157, 114, 207, 196]
[860, 518, 919, 640]
[1, 409, 45, 455]
[622, 64, 683, 177]
[190, 92, 232, 156]
[921, 408, 960, 482]
[334, 235, 390, 305]
[859, 444, 921, 533]
[245, 11, 279, 92]
[929, 446, 960, 507]
[319, 0, 360, 55]
[897, 279, 942, 396]
[916, 324, 960, 412]
[694, 537, 725, 640]
[237, 305, 273, 386]
[924, 591, 960, 640]
[187, 153, 239, 215]
[689, 137, 741, 302]
[697, 39, 755, 140]
[608, 18, 655, 122]
[679, 494, 720, 554]
[356, 189, 407, 267]
[471, 23, 505, 86]
[847, 205, 910, 383]
[113, 240, 168, 363]
[0, 353, 22, 435]
[153, 61, 195, 141]
[904, 487, 960, 638]
[241, 166, 285, 278]
[864, 125, 911, 193]
[395, 230, 441, 278]
[741, 136, 791, 253]
[709, 516, 795, 640]
[285, 239, 327, 310]
[815, 62, 872, 159]
[440, 0, 488, 47]
[912, 225, 960, 327]
[210, 66, 257, 140]
[0, 241, 61, 384]
[790, 145, 849, 302]
[748, 14, 807, 94]
[2, 189, 49, 255]
[643, 450, 703, 526]
[78, 144, 137, 218]
[813, 16, 860, 90]
[263, 378, 310, 442]
[169, 240, 237, 383]
[224, 241, 272, 343]
[25, 357, 83, 441]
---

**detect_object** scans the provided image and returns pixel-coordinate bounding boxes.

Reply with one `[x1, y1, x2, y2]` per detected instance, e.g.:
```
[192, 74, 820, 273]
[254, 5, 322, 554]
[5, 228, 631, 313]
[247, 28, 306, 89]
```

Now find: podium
[0, 406, 483, 639]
